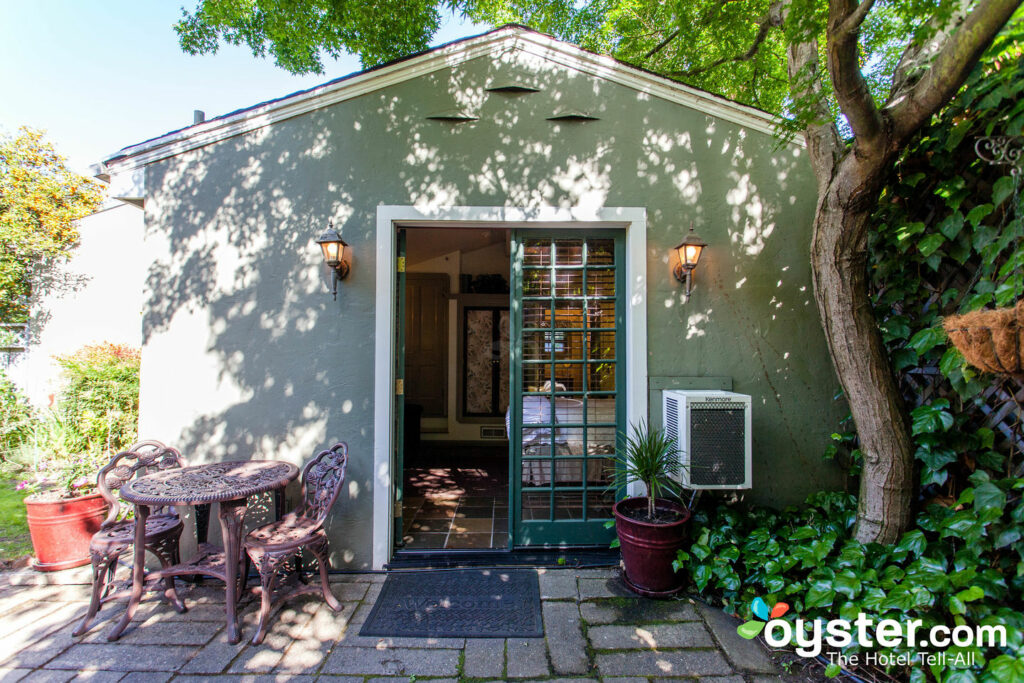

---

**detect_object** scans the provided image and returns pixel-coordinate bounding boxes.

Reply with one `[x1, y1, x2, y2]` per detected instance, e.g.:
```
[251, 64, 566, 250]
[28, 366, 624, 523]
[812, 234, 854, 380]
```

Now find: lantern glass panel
[321, 240, 344, 264]
[683, 243, 703, 266]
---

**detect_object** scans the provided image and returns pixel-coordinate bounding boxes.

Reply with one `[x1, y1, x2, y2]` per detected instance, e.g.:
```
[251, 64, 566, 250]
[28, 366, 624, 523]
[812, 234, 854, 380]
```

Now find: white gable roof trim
[104, 27, 796, 171]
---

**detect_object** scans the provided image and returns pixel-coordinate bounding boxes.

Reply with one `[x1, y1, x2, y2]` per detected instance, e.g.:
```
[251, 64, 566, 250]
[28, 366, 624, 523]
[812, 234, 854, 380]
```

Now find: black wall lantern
[673, 224, 707, 300]
[315, 220, 350, 300]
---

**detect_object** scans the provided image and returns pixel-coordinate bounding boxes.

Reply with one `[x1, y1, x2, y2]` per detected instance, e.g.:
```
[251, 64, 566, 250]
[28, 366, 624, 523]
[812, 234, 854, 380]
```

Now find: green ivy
[681, 37, 1024, 683]
[685, 488, 1024, 682]
[870, 43, 1024, 411]
[839, 37, 1024, 500]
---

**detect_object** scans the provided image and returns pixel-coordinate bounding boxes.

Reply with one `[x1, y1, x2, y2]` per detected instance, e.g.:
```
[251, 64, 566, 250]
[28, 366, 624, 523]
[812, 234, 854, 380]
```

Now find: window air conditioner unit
[662, 390, 752, 490]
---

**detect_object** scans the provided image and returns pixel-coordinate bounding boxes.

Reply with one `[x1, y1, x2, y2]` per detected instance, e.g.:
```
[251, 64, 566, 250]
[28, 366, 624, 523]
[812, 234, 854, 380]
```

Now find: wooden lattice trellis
[883, 218, 1024, 477]
[911, 136, 1024, 473]
[902, 366, 1024, 475]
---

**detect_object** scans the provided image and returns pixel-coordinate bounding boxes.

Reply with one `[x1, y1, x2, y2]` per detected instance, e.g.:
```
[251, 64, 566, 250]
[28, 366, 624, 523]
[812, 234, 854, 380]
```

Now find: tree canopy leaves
[175, 0, 1022, 123]
[473, 0, 801, 115]
[176, 0, 456, 71]
[0, 128, 104, 323]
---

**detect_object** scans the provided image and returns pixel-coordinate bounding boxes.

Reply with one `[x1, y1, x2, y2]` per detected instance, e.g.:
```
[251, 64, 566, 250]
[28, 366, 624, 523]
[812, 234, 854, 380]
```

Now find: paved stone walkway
[0, 567, 783, 682]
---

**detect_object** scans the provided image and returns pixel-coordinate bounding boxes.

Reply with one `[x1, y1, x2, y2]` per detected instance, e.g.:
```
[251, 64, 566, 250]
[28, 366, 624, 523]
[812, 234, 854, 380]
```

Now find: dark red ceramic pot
[25, 492, 108, 571]
[613, 496, 691, 597]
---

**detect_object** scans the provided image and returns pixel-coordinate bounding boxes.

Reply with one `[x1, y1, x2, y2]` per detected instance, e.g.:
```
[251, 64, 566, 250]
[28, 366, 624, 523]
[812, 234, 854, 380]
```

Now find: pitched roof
[104, 24, 789, 170]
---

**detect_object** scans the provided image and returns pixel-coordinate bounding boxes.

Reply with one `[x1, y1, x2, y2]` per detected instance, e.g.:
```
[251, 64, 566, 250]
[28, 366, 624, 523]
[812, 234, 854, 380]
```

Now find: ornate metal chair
[243, 442, 348, 644]
[73, 440, 188, 637]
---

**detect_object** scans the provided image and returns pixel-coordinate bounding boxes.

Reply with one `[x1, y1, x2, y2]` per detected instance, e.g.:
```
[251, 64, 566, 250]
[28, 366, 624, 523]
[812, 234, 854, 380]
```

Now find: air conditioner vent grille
[692, 402, 746, 410]
[665, 397, 680, 440]
[480, 426, 507, 440]
[689, 408, 747, 486]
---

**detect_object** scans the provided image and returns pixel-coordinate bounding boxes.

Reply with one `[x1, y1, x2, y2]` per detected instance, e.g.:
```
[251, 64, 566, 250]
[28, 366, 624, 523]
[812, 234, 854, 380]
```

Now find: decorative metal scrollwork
[74, 442, 188, 638]
[301, 443, 348, 523]
[122, 461, 298, 505]
[98, 442, 187, 524]
[244, 445, 347, 645]
[975, 136, 1024, 174]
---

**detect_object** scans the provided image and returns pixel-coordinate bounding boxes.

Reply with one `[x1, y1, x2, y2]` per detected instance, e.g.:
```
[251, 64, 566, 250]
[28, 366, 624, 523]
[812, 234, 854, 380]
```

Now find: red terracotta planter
[25, 492, 108, 572]
[613, 496, 691, 597]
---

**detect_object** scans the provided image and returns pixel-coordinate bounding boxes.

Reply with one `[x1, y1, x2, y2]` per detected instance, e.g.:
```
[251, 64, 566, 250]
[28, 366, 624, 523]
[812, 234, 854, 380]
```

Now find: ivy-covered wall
[683, 43, 1024, 683]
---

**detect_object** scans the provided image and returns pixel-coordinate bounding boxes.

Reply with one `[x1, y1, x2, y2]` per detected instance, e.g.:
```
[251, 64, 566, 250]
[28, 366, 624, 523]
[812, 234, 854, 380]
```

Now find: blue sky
[0, 2, 484, 174]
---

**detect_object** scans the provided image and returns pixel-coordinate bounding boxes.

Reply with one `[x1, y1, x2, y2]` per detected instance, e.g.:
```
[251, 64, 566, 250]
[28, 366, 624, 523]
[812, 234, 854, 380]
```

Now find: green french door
[510, 232, 625, 546]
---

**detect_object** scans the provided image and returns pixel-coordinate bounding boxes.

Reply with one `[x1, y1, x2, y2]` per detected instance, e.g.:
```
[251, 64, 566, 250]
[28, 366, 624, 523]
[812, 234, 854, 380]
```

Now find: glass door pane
[511, 232, 624, 547]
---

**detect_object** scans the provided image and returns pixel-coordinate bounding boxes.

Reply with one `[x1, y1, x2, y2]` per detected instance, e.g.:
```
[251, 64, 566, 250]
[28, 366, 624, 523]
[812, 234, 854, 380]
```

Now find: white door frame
[372, 205, 648, 569]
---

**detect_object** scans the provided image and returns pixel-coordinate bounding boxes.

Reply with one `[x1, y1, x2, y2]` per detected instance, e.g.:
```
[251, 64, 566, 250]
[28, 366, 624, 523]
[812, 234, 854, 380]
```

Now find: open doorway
[399, 227, 511, 550]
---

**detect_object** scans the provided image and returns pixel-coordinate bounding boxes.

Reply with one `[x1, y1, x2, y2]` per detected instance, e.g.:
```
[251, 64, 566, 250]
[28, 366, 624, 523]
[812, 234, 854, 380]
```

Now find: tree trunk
[787, 0, 1019, 547]
[810, 156, 915, 544]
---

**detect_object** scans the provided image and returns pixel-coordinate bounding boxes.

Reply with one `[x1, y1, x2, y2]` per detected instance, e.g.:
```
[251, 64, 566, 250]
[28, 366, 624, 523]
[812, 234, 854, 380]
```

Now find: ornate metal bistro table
[109, 460, 299, 644]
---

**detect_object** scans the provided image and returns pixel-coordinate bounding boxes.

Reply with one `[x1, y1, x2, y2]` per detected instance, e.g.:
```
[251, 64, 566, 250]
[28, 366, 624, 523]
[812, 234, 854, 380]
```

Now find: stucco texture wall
[138, 48, 846, 568]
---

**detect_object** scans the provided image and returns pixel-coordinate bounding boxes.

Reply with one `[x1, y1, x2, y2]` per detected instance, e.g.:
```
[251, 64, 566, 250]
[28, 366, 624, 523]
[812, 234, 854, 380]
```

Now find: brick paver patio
[0, 567, 783, 682]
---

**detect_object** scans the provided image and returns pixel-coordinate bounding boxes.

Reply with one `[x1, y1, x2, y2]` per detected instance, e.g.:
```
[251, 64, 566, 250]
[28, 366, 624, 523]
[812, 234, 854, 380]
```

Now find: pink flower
[71, 476, 90, 489]
[15, 481, 28, 491]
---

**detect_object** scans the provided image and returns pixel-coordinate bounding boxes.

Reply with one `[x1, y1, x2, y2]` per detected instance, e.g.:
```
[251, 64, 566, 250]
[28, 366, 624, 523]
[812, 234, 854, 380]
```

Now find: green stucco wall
[138, 47, 846, 568]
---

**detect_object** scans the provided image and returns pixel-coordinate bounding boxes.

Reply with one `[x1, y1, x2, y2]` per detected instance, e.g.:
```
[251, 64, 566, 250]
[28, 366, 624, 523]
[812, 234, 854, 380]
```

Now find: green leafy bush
[53, 342, 140, 456]
[825, 39, 1024, 505]
[11, 343, 139, 497]
[870, 42, 1023, 408]
[684, 485, 1024, 682]
[12, 410, 105, 496]
[0, 367, 33, 459]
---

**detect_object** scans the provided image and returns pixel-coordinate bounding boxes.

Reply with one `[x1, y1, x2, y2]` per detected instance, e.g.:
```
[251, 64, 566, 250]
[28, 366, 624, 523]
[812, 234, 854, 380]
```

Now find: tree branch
[784, 5, 843, 191]
[669, 4, 782, 78]
[644, 29, 680, 59]
[836, 0, 876, 37]
[888, 0, 970, 98]
[827, 0, 884, 150]
[887, 0, 1022, 141]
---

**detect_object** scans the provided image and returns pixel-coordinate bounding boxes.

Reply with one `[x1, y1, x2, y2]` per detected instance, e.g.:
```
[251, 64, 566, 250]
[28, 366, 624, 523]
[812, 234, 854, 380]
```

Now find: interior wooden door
[405, 273, 449, 417]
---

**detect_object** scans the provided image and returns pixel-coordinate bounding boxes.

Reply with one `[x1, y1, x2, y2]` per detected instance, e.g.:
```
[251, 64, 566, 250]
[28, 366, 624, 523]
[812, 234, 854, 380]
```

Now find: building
[6, 194, 145, 407]
[100, 25, 844, 570]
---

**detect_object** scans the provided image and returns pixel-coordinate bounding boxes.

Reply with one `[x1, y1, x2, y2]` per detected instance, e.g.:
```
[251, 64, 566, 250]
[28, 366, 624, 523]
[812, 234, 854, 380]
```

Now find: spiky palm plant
[612, 420, 684, 520]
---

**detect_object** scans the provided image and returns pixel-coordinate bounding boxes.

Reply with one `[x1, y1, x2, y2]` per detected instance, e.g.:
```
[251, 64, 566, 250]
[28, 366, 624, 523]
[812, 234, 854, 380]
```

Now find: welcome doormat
[359, 568, 543, 638]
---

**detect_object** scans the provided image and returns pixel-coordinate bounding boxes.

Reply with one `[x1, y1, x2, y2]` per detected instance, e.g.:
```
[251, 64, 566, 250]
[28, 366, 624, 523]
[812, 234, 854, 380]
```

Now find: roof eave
[104, 26, 798, 170]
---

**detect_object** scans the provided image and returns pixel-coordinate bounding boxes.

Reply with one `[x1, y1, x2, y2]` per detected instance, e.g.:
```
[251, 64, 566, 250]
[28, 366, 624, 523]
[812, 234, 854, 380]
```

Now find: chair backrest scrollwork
[296, 442, 348, 527]
[96, 440, 187, 526]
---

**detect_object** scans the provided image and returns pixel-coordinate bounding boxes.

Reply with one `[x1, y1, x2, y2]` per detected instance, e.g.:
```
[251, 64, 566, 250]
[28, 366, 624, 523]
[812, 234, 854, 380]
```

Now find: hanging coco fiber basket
[942, 300, 1024, 380]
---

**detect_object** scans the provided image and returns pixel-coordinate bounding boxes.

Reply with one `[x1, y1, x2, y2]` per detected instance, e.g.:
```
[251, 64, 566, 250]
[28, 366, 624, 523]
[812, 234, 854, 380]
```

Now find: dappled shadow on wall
[139, 48, 812, 539]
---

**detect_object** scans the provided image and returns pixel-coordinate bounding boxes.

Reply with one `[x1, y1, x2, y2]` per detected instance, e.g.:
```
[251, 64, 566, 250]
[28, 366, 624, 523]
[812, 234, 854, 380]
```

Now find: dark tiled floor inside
[401, 446, 509, 550]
